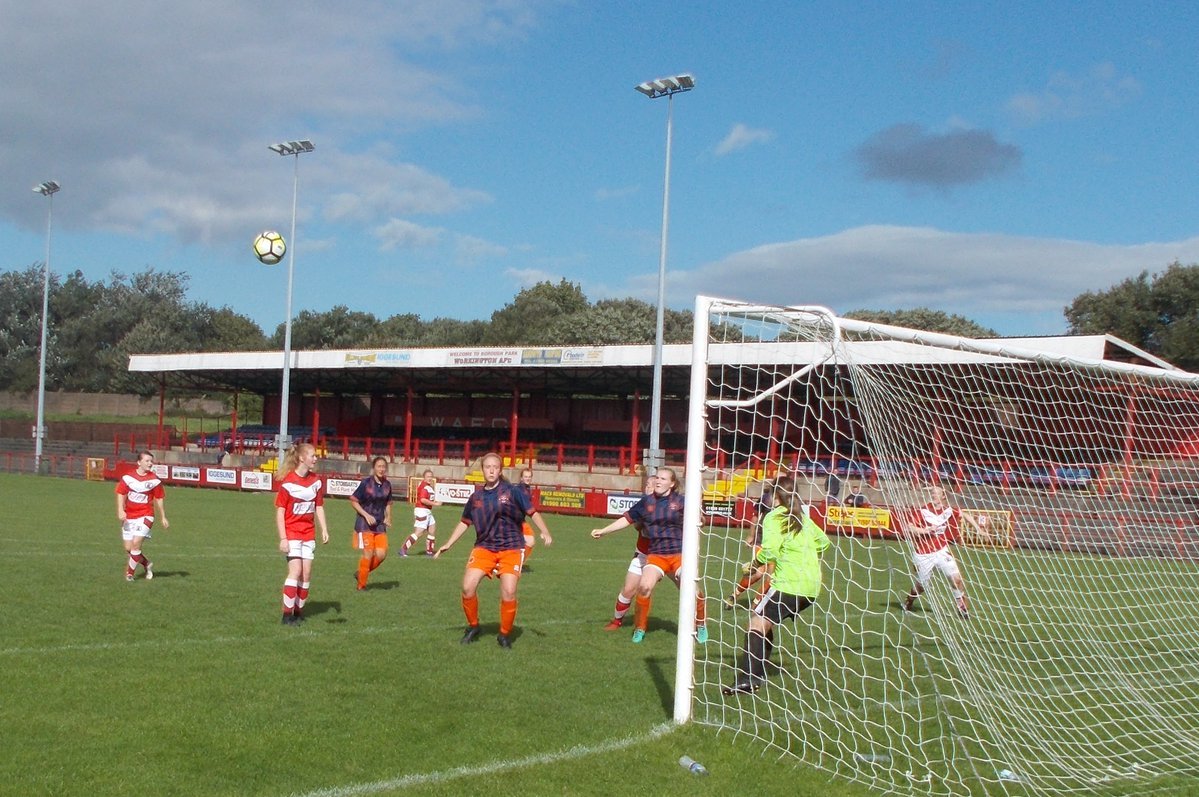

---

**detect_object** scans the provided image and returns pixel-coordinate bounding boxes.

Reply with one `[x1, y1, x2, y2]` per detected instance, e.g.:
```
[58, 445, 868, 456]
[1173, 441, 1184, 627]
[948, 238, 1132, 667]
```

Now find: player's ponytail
[773, 476, 807, 532]
[280, 443, 314, 475]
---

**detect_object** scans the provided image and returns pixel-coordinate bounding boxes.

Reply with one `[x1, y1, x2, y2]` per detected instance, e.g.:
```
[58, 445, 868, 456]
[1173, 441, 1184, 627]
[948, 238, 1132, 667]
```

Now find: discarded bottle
[679, 755, 709, 776]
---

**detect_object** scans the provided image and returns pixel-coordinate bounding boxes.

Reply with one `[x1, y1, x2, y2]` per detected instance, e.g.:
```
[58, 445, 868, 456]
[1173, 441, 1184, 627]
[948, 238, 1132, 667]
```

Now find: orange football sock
[462, 593, 480, 626]
[357, 557, 371, 588]
[695, 591, 707, 625]
[499, 598, 518, 635]
[634, 595, 652, 631]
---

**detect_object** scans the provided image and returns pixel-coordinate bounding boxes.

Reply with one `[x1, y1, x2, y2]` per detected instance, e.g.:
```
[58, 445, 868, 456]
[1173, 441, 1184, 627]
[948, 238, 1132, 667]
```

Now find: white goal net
[679, 295, 1199, 796]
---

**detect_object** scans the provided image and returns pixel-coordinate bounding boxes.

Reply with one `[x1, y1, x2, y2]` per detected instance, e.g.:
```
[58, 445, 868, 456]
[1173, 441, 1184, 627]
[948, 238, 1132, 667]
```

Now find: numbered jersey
[276, 471, 325, 541]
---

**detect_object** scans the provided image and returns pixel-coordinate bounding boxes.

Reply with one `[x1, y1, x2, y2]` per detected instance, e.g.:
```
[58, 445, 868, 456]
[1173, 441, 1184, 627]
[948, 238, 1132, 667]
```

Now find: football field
[3, 472, 1199, 797]
[0, 472, 858, 797]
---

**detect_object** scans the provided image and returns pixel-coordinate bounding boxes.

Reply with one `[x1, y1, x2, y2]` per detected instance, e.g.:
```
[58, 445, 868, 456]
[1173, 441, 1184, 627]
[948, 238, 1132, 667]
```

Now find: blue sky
[4, 1, 1199, 338]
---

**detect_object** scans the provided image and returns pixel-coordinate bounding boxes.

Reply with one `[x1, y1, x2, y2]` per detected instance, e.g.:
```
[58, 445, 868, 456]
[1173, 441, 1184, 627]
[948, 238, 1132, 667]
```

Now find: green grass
[0, 473, 860, 797]
[3, 473, 1199, 796]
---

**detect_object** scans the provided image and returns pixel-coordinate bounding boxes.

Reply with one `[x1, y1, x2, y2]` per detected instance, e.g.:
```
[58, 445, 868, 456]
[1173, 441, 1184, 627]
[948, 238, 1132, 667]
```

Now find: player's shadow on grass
[361, 580, 400, 591]
[644, 656, 674, 715]
[148, 570, 191, 579]
[304, 601, 344, 623]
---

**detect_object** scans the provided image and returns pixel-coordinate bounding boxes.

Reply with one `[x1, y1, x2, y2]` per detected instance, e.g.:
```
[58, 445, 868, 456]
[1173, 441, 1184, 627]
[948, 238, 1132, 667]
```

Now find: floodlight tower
[635, 73, 695, 473]
[32, 180, 61, 474]
[267, 139, 314, 471]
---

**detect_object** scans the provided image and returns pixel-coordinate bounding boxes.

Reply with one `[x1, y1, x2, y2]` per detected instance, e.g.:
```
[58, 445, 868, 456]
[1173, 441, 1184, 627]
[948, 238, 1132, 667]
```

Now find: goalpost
[678, 295, 1199, 795]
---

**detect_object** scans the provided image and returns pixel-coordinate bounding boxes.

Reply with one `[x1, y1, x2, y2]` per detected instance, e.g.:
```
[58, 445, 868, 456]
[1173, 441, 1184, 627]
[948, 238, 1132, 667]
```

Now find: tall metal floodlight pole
[32, 180, 61, 474]
[635, 74, 695, 473]
[268, 139, 314, 471]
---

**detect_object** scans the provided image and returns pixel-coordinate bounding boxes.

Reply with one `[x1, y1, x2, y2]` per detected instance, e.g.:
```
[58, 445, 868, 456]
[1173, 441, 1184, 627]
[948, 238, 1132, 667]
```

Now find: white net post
[683, 295, 1199, 796]
[675, 295, 714, 723]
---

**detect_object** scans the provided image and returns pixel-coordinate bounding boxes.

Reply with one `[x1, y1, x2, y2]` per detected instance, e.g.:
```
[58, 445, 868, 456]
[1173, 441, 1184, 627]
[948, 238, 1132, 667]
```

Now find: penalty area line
[291, 722, 677, 797]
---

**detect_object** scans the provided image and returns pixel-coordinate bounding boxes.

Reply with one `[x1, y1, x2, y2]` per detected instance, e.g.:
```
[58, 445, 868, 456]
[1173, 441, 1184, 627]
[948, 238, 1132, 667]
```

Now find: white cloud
[594, 185, 640, 201]
[454, 234, 508, 263]
[374, 218, 445, 250]
[1007, 62, 1141, 125]
[633, 226, 1199, 335]
[505, 267, 561, 288]
[0, 2, 521, 240]
[715, 123, 775, 156]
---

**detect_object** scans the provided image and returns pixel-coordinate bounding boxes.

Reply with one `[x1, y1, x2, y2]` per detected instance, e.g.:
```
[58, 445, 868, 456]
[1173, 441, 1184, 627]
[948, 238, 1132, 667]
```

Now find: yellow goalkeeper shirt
[756, 505, 830, 599]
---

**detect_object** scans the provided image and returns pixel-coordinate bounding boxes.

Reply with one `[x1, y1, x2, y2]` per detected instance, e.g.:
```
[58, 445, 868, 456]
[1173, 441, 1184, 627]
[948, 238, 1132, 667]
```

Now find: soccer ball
[252, 231, 286, 265]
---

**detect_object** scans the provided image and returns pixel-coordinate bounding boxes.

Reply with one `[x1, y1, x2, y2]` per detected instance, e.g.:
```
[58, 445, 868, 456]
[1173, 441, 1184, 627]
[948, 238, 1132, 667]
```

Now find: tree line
[2, 261, 1196, 396]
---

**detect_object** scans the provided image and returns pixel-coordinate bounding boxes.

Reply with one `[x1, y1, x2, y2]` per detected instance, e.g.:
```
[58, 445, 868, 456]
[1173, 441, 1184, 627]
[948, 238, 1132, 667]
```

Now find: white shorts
[284, 539, 317, 560]
[413, 508, 435, 530]
[913, 547, 959, 587]
[626, 551, 648, 577]
[121, 518, 153, 541]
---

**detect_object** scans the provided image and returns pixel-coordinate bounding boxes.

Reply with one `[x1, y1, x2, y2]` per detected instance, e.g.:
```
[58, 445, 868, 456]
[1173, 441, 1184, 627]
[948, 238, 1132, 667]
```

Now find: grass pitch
[2, 473, 1198, 796]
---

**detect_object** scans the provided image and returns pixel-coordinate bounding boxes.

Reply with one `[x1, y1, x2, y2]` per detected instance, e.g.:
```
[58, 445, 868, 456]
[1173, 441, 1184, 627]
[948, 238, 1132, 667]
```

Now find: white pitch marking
[291, 722, 676, 797]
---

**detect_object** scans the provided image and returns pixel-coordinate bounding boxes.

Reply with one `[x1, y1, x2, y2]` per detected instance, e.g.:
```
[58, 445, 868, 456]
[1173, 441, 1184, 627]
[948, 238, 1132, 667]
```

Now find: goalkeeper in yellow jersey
[723, 476, 830, 695]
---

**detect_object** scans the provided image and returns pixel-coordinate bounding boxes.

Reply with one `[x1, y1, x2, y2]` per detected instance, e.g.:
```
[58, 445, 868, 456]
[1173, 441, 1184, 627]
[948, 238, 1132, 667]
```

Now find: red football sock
[282, 579, 299, 614]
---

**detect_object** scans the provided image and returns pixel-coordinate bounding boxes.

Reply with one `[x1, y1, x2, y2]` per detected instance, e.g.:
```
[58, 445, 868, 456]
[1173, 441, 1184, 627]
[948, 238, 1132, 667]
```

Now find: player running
[350, 456, 393, 590]
[114, 450, 169, 581]
[901, 486, 987, 619]
[401, 469, 441, 557]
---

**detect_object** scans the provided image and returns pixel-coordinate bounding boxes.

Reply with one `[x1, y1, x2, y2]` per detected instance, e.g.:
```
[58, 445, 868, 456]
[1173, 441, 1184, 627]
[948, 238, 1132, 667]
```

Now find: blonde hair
[280, 442, 315, 475]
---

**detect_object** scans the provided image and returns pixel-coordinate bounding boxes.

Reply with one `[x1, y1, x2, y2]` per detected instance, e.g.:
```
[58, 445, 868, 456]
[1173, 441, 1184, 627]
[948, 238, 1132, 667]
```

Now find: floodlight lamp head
[33, 180, 61, 196]
[268, 140, 315, 156]
[635, 73, 696, 99]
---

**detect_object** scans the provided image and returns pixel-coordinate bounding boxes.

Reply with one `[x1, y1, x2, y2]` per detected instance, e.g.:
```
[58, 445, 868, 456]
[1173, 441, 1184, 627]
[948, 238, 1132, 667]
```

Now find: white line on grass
[291, 722, 676, 797]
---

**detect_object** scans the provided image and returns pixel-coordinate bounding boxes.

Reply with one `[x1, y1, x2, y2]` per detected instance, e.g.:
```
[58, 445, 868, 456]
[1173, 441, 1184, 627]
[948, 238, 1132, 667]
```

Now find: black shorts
[752, 588, 814, 625]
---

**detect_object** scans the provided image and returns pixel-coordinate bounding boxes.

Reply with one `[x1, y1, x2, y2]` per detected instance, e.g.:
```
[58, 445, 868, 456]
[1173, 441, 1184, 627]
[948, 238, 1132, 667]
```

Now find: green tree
[484, 280, 590, 345]
[1065, 261, 1199, 370]
[417, 317, 487, 347]
[197, 306, 268, 351]
[276, 306, 382, 350]
[366, 313, 425, 347]
[844, 307, 997, 338]
[0, 267, 44, 392]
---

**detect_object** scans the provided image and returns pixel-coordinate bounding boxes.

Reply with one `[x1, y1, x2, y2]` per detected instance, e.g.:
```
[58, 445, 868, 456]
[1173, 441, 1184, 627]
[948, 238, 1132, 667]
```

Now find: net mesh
[688, 298, 1199, 795]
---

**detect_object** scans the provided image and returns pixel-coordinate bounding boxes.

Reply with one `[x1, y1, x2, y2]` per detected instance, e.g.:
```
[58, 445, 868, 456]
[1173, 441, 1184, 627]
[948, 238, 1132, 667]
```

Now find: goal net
[679, 296, 1199, 796]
